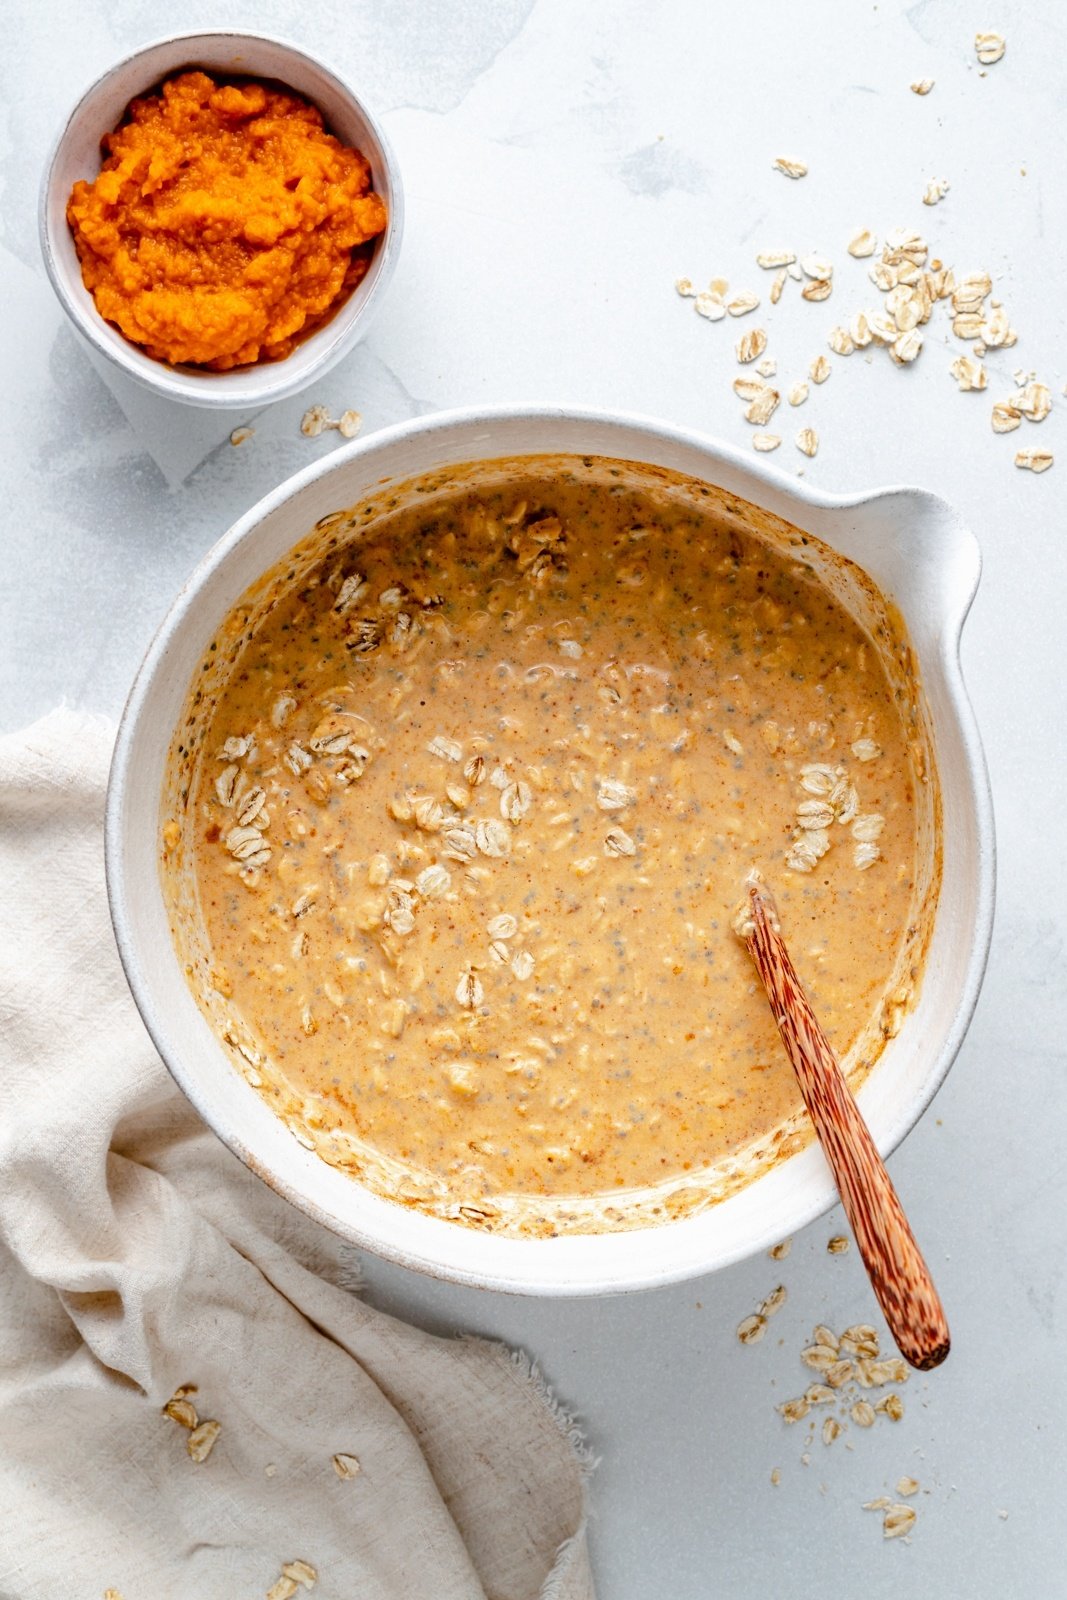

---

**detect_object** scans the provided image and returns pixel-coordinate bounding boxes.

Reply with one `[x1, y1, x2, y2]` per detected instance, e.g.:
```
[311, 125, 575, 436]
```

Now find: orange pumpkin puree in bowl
[66, 71, 387, 370]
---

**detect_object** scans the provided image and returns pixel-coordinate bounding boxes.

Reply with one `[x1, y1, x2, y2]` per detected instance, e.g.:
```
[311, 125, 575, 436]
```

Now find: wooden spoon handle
[745, 884, 950, 1370]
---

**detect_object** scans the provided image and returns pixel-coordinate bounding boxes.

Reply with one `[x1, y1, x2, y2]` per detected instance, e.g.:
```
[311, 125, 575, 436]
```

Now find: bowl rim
[38, 27, 404, 410]
[105, 403, 996, 1294]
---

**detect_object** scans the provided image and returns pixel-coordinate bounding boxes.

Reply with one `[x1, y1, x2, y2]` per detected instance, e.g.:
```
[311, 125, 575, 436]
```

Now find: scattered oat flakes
[501, 780, 533, 822]
[1015, 448, 1054, 473]
[779, 1397, 810, 1423]
[952, 311, 984, 340]
[849, 310, 874, 348]
[694, 291, 727, 321]
[980, 304, 1012, 346]
[828, 1234, 849, 1254]
[952, 272, 992, 312]
[229, 426, 254, 446]
[852, 813, 885, 845]
[301, 404, 361, 440]
[801, 278, 833, 302]
[797, 798, 834, 829]
[163, 1396, 199, 1430]
[795, 428, 819, 458]
[760, 1284, 788, 1317]
[770, 269, 787, 304]
[851, 737, 881, 762]
[604, 826, 636, 857]
[788, 381, 809, 406]
[333, 1452, 362, 1479]
[511, 949, 535, 981]
[922, 177, 950, 206]
[877, 1392, 905, 1420]
[841, 1324, 880, 1356]
[1012, 381, 1052, 421]
[745, 388, 781, 425]
[809, 355, 831, 384]
[300, 405, 331, 438]
[737, 1313, 767, 1344]
[991, 401, 1022, 433]
[755, 356, 777, 378]
[800, 255, 832, 284]
[950, 354, 987, 391]
[770, 1467, 781, 1486]
[736, 327, 768, 364]
[891, 329, 924, 364]
[883, 1503, 917, 1539]
[896, 1476, 920, 1497]
[870, 312, 900, 344]
[186, 1419, 221, 1463]
[282, 1560, 318, 1589]
[975, 30, 1006, 65]
[597, 776, 636, 811]
[828, 326, 854, 356]
[848, 228, 877, 258]
[675, 276, 695, 297]
[851, 1400, 876, 1428]
[769, 1238, 792, 1260]
[910, 77, 935, 94]
[752, 433, 781, 452]
[266, 1580, 298, 1600]
[728, 291, 760, 316]
[773, 156, 808, 178]
[822, 1417, 841, 1445]
[455, 971, 484, 1009]
[757, 250, 796, 269]
[476, 817, 511, 856]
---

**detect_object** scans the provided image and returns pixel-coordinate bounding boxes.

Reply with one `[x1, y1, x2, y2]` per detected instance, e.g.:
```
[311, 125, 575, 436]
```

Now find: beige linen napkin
[0, 710, 593, 1600]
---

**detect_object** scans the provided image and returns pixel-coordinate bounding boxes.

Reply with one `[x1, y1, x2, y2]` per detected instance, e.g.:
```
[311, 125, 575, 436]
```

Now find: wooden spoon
[737, 874, 950, 1371]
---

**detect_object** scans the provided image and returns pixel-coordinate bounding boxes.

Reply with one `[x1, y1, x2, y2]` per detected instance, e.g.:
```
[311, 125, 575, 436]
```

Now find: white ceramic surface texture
[39, 30, 403, 409]
[106, 407, 994, 1296]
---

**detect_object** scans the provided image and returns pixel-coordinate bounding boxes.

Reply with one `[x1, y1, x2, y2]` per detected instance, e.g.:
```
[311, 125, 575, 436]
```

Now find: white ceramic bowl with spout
[105, 407, 995, 1294]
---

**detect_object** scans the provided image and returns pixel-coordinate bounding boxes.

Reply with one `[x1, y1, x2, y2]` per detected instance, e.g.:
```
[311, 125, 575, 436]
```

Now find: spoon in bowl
[736, 872, 950, 1371]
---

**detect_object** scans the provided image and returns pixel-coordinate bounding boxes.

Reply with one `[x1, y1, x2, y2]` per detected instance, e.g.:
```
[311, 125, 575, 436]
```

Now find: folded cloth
[0, 711, 593, 1600]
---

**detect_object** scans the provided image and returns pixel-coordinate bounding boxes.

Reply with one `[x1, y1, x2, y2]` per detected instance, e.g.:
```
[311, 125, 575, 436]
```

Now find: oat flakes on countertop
[975, 30, 1006, 65]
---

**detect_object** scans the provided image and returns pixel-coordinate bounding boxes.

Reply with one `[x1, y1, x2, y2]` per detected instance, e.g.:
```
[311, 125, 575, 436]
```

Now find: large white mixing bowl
[106, 407, 994, 1294]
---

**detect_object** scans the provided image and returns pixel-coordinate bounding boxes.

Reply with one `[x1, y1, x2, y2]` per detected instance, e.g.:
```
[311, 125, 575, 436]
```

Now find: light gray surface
[3, 2, 1064, 1595]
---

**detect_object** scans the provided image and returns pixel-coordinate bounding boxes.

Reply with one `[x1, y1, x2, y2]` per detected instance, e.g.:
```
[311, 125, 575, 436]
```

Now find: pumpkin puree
[66, 71, 387, 369]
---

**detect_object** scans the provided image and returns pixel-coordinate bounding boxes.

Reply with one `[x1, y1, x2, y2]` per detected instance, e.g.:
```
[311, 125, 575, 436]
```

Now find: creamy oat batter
[178, 463, 929, 1220]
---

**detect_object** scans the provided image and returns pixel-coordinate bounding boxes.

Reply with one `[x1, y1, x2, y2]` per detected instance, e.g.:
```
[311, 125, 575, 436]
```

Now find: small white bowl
[39, 30, 403, 410]
[107, 407, 995, 1295]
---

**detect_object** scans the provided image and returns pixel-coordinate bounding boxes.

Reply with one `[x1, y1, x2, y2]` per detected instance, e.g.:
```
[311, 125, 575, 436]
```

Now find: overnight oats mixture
[164, 457, 937, 1234]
